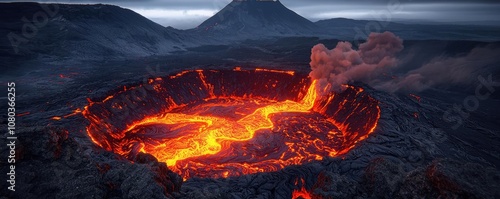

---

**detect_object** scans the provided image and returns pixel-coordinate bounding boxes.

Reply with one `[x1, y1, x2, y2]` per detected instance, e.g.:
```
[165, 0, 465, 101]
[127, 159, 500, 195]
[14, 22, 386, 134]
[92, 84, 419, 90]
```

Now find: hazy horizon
[1, 0, 500, 29]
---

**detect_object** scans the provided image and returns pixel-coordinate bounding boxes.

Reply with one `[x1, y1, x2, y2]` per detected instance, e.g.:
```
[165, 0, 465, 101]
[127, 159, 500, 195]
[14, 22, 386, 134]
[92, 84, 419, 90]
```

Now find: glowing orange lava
[292, 178, 312, 199]
[83, 69, 381, 179]
[126, 80, 317, 167]
[292, 187, 312, 199]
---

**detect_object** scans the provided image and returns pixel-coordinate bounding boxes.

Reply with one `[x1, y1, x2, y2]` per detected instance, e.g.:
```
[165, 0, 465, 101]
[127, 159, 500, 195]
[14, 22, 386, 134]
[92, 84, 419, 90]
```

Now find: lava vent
[83, 69, 380, 179]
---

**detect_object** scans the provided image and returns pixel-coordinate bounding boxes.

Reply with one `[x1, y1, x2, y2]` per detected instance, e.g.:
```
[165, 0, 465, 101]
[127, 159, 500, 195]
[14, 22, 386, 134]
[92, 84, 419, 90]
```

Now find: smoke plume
[310, 31, 500, 93]
[373, 46, 500, 92]
[309, 31, 403, 93]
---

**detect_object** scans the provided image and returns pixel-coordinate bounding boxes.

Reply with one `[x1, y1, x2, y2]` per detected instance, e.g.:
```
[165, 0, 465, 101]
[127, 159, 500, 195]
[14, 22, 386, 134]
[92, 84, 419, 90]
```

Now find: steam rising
[374, 46, 500, 92]
[309, 31, 403, 93]
[310, 31, 500, 93]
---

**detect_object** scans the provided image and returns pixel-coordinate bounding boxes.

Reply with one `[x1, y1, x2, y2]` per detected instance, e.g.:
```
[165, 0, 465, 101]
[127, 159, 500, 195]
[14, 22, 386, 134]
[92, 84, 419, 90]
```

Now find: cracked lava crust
[82, 68, 380, 179]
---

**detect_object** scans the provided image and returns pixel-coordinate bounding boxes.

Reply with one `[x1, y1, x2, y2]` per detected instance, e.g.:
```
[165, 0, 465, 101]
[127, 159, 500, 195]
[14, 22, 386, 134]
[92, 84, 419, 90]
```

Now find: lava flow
[83, 69, 380, 179]
[292, 178, 312, 199]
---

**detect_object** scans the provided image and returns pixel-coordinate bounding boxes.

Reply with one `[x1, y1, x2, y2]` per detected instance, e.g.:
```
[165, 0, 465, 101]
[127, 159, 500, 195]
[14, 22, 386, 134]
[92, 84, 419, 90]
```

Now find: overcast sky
[2, 0, 500, 29]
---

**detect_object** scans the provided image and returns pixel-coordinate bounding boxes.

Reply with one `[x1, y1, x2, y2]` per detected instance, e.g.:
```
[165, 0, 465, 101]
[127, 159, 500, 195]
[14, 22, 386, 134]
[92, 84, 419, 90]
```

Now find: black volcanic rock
[0, 127, 182, 199]
[0, 3, 190, 60]
[311, 171, 359, 198]
[363, 158, 407, 198]
[193, 0, 321, 38]
[398, 159, 500, 199]
[310, 157, 500, 199]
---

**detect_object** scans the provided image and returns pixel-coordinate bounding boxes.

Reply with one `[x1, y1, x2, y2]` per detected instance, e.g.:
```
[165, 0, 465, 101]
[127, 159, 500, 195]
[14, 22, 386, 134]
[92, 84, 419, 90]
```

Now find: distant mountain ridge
[1, 2, 500, 63]
[0, 3, 191, 60]
[191, 0, 321, 38]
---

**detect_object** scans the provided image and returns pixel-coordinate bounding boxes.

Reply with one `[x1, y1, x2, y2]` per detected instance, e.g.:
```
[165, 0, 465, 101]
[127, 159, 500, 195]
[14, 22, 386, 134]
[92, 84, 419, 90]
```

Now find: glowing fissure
[83, 69, 381, 179]
[126, 80, 318, 167]
[292, 178, 312, 199]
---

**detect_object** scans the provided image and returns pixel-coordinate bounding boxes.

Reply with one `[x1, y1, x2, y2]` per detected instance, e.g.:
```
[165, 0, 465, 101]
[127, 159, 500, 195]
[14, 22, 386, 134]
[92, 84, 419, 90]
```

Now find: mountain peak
[233, 0, 278, 1]
[195, 0, 319, 37]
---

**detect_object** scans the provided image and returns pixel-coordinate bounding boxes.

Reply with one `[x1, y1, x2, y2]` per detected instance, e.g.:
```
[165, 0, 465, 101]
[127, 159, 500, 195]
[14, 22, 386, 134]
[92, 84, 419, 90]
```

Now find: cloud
[132, 8, 216, 28]
[1, 0, 499, 28]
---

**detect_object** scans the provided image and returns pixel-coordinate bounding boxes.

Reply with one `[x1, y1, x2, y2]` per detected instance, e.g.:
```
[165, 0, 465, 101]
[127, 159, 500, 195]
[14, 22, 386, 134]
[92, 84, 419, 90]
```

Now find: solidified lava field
[83, 69, 380, 179]
[3, 63, 499, 198]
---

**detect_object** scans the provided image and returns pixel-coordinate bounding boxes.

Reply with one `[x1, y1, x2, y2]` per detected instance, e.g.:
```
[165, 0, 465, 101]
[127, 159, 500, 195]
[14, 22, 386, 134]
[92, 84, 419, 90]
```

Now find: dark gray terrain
[1, 1, 499, 199]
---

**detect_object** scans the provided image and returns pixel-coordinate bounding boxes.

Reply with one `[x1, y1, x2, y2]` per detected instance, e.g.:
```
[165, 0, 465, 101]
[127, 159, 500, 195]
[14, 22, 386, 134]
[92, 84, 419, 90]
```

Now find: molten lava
[83, 69, 380, 179]
[125, 80, 317, 168]
[292, 178, 312, 199]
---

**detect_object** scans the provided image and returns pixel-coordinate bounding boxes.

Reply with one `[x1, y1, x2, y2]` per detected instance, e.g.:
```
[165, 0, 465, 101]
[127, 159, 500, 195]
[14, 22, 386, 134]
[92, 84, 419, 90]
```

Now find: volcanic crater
[83, 68, 380, 179]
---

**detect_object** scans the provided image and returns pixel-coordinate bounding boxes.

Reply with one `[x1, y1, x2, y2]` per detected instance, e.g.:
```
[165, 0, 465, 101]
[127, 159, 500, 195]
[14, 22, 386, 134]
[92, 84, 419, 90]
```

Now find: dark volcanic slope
[0, 3, 190, 61]
[192, 0, 321, 38]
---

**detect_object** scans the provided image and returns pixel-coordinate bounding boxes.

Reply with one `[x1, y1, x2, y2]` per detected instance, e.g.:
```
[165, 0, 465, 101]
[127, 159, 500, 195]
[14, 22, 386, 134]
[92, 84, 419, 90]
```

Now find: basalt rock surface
[0, 127, 182, 199]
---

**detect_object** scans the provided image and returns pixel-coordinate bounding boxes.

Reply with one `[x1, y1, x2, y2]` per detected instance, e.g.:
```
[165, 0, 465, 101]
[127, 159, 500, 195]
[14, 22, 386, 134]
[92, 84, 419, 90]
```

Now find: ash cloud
[373, 46, 500, 93]
[309, 31, 500, 93]
[309, 31, 403, 93]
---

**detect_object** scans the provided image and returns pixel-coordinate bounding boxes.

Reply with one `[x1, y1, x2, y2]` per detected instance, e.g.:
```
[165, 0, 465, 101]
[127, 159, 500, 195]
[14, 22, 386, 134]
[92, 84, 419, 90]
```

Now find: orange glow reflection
[83, 69, 381, 180]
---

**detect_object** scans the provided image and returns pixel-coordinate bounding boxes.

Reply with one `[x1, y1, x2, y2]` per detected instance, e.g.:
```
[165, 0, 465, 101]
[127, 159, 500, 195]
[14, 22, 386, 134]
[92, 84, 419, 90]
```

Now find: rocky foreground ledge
[0, 127, 182, 199]
[1, 126, 499, 199]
